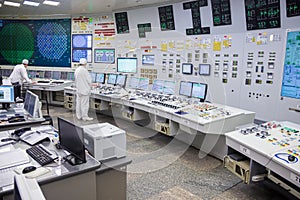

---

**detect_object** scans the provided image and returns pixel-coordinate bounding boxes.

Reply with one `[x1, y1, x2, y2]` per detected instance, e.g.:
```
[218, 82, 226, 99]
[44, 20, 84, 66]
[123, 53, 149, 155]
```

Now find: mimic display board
[244, 0, 281, 30]
[115, 12, 130, 34]
[183, 0, 210, 35]
[286, 0, 300, 17]
[281, 31, 300, 99]
[211, 0, 232, 26]
[158, 5, 175, 31]
[0, 19, 71, 67]
[137, 23, 151, 38]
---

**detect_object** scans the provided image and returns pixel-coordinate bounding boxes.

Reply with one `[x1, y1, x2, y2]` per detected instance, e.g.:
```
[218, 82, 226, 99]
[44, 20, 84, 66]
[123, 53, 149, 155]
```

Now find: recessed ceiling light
[43, 0, 60, 6]
[23, 1, 40, 7]
[4, 1, 21, 7]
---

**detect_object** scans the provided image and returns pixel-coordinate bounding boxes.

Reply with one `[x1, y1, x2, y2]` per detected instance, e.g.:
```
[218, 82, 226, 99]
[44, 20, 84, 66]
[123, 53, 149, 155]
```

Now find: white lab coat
[74, 65, 91, 119]
[8, 64, 32, 84]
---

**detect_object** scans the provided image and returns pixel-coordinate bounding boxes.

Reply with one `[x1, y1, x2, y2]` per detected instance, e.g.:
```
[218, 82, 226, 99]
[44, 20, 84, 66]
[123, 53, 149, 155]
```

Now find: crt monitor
[117, 57, 137, 73]
[0, 85, 14, 103]
[152, 79, 164, 93]
[14, 174, 46, 200]
[116, 74, 127, 87]
[179, 81, 193, 97]
[192, 82, 208, 102]
[57, 117, 86, 165]
[163, 80, 176, 95]
[128, 77, 139, 89]
[107, 74, 117, 85]
[23, 90, 40, 118]
[95, 73, 105, 84]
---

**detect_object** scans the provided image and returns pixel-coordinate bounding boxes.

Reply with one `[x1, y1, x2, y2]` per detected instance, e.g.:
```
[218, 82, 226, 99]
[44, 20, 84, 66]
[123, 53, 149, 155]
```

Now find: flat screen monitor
[116, 74, 127, 87]
[117, 57, 137, 73]
[44, 71, 52, 79]
[107, 74, 117, 85]
[23, 90, 39, 118]
[0, 85, 14, 103]
[179, 81, 193, 97]
[182, 63, 193, 74]
[128, 77, 139, 89]
[72, 49, 92, 63]
[36, 71, 44, 78]
[94, 49, 115, 63]
[95, 73, 105, 84]
[60, 72, 68, 80]
[72, 34, 92, 48]
[89, 72, 96, 83]
[199, 64, 210, 75]
[138, 78, 149, 90]
[142, 55, 155, 65]
[163, 80, 176, 95]
[152, 79, 164, 93]
[67, 72, 74, 81]
[52, 71, 61, 80]
[14, 174, 46, 200]
[57, 117, 86, 165]
[28, 71, 36, 79]
[192, 82, 208, 102]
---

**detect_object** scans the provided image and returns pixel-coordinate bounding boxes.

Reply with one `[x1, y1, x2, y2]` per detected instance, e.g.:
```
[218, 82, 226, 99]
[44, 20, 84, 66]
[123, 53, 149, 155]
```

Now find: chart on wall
[0, 19, 71, 67]
[281, 30, 300, 99]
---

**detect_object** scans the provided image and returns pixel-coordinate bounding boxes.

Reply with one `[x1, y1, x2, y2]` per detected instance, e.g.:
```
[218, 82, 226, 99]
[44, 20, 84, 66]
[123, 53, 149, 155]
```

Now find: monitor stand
[63, 154, 86, 166]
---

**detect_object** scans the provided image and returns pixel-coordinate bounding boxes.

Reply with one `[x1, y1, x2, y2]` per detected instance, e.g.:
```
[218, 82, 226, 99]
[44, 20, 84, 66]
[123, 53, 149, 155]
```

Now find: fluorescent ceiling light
[43, 0, 60, 6]
[23, 1, 40, 6]
[4, 1, 21, 7]
[0, 3, 2, 7]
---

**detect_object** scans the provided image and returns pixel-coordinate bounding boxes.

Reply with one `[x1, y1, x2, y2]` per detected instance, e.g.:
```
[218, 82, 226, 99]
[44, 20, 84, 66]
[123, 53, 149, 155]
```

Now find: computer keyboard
[26, 144, 57, 166]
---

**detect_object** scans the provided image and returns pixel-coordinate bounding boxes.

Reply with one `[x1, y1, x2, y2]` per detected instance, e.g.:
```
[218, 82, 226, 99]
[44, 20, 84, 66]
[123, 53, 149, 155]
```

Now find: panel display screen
[163, 80, 176, 95]
[72, 34, 92, 48]
[94, 49, 115, 63]
[152, 79, 164, 93]
[192, 82, 207, 102]
[72, 49, 92, 63]
[142, 55, 155, 65]
[0, 19, 71, 67]
[117, 57, 137, 73]
[107, 74, 117, 85]
[128, 77, 139, 89]
[199, 64, 211, 75]
[179, 81, 193, 97]
[182, 63, 193, 74]
[95, 73, 105, 84]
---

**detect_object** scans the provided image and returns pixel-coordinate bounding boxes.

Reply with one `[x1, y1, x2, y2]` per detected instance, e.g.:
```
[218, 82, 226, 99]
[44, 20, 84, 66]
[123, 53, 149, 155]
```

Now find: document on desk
[0, 149, 30, 170]
[20, 131, 50, 146]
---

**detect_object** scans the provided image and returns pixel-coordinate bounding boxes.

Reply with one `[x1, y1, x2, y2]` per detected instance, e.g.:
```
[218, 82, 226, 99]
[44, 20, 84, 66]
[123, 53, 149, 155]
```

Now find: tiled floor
[48, 106, 298, 200]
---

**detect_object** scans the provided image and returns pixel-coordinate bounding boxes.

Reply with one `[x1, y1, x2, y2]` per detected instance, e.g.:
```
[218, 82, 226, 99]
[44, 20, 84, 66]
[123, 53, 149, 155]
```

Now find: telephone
[12, 127, 31, 137]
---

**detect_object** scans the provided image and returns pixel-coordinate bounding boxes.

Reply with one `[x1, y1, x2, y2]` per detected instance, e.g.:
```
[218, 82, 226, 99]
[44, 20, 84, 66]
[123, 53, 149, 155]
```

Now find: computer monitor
[89, 72, 96, 83]
[138, 78, 149, 90]
[60, 72, 68, 80]
[52, 71, 61, 80]
[199, 64, 211, 75]
[23, 90, 41, 118]
[117, 57, 137, 73]
[14, 175, 46, 200]
[107, 74, 117, 85]
[163, 80, 176, 95]
[72, 34, 93, 48]
[192, 82, 208, 102]
[67, 72, 75, 81]
[0, 86, 14, 103]
[57, 117, 86, 165]
[28, 71, 36, 79]
[152, 79, 164, 93]
[116, 74, 127, 87]
[95, 73, 105, 84]
[179, 81, 193, 97]
[128, 77, 139, 89]
[182, 63, 193, 75]
[44, 71, 52, 79]
[72, 49, 93, 63]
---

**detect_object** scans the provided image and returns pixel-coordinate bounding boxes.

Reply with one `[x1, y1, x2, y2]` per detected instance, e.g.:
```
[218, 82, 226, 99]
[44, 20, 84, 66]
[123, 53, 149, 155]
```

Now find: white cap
[22, 59, 29, 65]
[79, 58, 87, 65]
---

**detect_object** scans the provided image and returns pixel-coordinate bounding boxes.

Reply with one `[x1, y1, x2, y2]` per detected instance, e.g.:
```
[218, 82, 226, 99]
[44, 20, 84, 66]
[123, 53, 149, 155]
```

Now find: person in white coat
[8, 59, 33, 100]
[74, 58, 93, 121]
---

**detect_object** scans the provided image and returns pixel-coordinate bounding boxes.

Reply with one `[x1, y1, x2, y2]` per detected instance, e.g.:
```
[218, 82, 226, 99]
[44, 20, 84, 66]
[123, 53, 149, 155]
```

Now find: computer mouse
[22, 166, 37, 174]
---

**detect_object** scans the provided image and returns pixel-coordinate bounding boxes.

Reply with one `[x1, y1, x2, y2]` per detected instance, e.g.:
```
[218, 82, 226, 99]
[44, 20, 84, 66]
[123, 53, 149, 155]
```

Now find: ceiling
[0, 0, 184, 17]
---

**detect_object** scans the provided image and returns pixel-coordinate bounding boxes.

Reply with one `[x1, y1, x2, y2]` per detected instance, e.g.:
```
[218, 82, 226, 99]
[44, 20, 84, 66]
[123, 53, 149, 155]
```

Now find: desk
[225, 121, 300, 198]
[0, 126, 101, 200]
[96, 157, 132, 200]
[0, 107, 47, 131]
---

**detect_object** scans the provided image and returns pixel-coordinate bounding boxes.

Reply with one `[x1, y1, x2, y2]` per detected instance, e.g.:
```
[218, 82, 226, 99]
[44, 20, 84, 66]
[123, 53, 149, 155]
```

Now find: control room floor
[48, 105, 298, 200]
